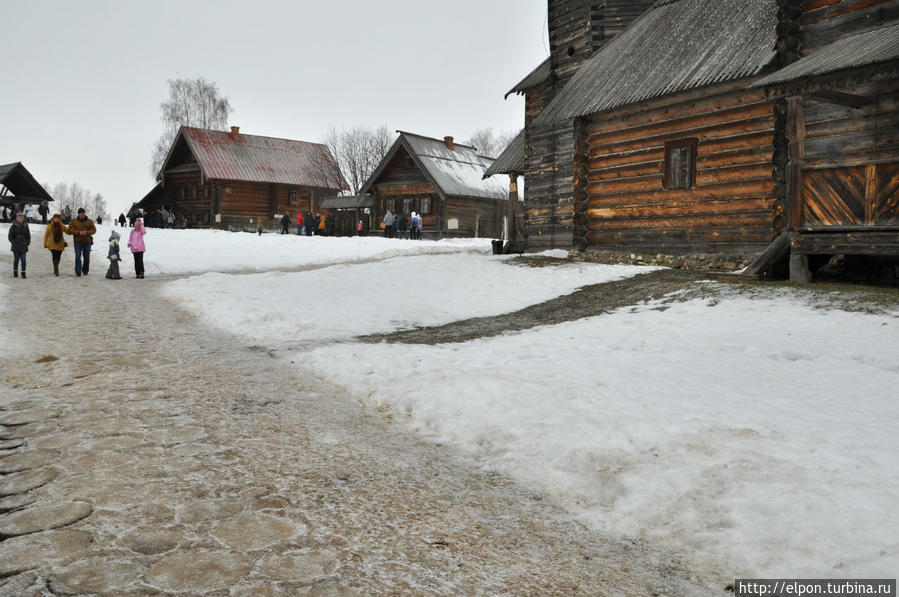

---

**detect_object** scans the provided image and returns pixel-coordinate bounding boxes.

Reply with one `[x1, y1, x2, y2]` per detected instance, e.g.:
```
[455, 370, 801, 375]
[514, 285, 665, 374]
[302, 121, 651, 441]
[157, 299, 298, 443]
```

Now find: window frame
[663, 138, 698, 190]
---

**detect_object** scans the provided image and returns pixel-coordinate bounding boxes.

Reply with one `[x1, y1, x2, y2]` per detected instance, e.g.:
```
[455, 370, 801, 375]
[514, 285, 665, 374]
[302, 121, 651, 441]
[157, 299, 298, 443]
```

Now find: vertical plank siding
[580, 83, 778, 253]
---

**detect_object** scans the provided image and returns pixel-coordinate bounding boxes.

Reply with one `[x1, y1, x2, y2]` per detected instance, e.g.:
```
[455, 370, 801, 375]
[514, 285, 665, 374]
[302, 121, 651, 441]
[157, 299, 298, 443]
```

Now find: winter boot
[13, 270, 17, 278]
[21, 271, 26, 279]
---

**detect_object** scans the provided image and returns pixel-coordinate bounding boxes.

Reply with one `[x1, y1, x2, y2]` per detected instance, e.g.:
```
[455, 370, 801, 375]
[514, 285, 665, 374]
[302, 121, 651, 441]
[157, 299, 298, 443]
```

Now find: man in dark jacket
[280, 213, 290, 234]
[66, 207, 97, 276]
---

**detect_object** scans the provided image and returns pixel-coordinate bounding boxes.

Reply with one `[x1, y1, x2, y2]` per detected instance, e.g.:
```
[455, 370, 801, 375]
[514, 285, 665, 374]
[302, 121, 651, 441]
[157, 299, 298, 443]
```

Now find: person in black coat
[280, 213, 290, 234]
[8, 212, 30, 278]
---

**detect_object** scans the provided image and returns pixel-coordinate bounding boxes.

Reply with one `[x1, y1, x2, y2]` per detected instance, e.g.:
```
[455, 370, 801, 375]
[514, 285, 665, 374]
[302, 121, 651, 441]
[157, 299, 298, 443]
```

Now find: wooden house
[359, 131, 509, 238]
[493, 0, 655, 249]
[0, 162, 53, 213]
[137, 126, 346, 228]
[498, 0, 898, 280]
[534, 0, 784, 258]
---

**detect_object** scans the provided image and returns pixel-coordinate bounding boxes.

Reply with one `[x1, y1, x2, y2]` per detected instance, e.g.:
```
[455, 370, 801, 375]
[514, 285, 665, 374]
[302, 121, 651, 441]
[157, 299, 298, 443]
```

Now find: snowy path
[0, 252, 716, 595]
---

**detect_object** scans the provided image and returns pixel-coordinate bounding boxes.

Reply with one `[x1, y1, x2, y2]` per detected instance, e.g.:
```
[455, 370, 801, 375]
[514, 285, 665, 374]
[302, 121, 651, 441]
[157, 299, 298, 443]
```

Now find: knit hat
[77, 207, 86, 214]
[15, 212, 24, 218]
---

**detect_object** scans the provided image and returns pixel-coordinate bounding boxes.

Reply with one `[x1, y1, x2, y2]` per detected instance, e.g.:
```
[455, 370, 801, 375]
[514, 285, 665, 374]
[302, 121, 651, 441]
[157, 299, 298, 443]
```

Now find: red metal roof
[174, 127, 348, 190]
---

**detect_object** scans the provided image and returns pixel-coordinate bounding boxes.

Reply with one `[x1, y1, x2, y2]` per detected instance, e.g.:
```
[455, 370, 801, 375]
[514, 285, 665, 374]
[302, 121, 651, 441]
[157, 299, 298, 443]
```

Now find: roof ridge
[183, 126, 327, 147]
[396, 130, 478, 150]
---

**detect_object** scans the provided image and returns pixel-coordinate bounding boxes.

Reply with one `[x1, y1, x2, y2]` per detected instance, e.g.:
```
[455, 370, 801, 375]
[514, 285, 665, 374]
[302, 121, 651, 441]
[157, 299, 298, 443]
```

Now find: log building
[496, 0, 898, 280]
[137, 126, 346, 229]
[359, 132, 509, 238]
[495, 0, 654, 249]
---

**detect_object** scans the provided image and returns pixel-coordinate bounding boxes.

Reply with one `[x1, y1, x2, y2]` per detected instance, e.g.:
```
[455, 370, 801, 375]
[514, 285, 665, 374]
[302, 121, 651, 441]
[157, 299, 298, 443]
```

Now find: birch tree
[150, 76, 233, 177]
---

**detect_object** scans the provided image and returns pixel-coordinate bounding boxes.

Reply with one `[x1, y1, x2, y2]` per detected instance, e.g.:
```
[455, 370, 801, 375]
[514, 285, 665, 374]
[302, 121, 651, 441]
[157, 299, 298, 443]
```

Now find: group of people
[270, 212, 366, 237]
[382, 210, 423, 239]
[6, 208, 147, 279]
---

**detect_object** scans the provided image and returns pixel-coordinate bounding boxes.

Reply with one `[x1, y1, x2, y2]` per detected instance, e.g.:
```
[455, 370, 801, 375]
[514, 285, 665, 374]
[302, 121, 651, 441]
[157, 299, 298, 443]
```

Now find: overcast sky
[1, 0, 548, 218]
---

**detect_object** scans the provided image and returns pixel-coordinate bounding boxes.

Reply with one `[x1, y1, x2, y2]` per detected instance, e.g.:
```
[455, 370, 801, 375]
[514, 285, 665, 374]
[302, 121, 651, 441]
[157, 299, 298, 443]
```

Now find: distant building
[137, 126, 346, 228]
[359, 131, 509, 239]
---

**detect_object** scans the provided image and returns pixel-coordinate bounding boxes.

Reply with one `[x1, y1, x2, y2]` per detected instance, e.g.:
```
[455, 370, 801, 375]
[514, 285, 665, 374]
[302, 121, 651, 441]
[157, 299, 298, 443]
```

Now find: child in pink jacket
[128, 217, 147, 278]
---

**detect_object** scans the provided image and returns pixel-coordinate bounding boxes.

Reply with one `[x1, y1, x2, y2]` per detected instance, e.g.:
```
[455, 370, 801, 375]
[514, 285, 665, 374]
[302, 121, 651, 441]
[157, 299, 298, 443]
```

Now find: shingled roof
[161, 126, 347, 191]
[483, 130, 525, 178]
[505, 58, 552, 99]
[361, 132, 507, 201]
[754, 18, 899, 88]
[535, 0, 778, 125]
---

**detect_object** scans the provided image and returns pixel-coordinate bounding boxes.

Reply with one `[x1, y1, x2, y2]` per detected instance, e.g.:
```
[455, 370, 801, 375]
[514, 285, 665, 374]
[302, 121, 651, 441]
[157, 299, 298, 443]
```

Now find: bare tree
[150, 76, 233, 177]
[91, 192, 108, 221]
[322, 125, 395, 195]
[463, 127, 518, 159]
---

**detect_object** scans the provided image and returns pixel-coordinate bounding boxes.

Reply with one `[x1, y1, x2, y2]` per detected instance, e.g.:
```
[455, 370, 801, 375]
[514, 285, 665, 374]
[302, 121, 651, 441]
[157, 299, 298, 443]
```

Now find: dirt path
[0, 249, 718, 595]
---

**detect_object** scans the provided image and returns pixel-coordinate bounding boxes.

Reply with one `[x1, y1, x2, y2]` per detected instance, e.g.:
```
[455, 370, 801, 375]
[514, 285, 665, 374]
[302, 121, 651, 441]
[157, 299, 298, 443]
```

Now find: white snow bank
[300, 288, 899, 581]
[162, 253, 655, 344]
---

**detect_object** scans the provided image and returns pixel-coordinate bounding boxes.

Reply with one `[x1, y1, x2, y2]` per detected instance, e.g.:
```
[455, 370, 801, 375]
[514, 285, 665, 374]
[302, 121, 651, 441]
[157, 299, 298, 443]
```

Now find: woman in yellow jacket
[43, 213, 68, 276]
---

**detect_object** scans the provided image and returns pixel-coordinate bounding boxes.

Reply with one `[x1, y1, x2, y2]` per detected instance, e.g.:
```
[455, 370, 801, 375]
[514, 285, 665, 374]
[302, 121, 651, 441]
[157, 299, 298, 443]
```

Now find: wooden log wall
[800, 0, 899, 56]
[802, 78, 899, 170]
[524, 0, 654, 250]
[578, 80, 779, 254]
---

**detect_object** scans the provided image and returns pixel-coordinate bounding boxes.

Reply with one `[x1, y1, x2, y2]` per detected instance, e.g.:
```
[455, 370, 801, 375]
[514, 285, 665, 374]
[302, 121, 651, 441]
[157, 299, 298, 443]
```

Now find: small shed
[137, 126, 347, 229]
[358, 131, 509, 238]
[318, 195, 375, 236]
[0, 162, 53, 213]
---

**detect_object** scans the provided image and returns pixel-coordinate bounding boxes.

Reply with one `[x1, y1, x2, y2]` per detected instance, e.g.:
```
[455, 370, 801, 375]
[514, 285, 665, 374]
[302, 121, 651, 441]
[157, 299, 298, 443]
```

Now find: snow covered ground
[5, 223, 898, 581]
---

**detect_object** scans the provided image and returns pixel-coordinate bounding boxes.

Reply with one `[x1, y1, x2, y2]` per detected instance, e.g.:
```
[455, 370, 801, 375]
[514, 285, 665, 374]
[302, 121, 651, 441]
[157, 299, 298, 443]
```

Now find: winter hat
[16, 212, 24, 218]
[77, 207, 86, 214]
[109, 231, 120, 241]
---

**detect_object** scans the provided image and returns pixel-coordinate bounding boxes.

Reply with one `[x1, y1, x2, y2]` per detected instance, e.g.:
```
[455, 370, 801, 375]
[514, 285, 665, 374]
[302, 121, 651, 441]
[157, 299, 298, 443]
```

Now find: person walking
[318, 213, 327, 236]
[382, 209, 394, 238]
[39, 200, 49, 224]
[118, 213, 126, 227]
[296, 211, 305, 235]
[8, 212, 30, 278]
[256, 217, 264, 236]
[43, 212, 68, 277]
[281, 213, 290, 234]
[128, 217, 147, 278]
[66, 207, 96, 276]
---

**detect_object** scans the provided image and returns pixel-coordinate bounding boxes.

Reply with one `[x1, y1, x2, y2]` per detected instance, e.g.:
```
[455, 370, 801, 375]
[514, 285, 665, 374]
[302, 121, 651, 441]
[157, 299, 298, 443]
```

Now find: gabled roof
[0, 162, 53, 203]
[160, 126, 348, 191]
[754, 19, 899, 88]
[319, 195, 375, 210]
[505, 58, 552, 99]
[535, 0, 778, 125]
[483, 130, 525, 178]
[360, 132, 508, 201]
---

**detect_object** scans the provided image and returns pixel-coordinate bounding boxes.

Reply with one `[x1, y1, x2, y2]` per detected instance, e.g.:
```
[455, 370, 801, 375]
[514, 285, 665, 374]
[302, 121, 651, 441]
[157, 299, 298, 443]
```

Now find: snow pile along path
[162, 253, 655, 344]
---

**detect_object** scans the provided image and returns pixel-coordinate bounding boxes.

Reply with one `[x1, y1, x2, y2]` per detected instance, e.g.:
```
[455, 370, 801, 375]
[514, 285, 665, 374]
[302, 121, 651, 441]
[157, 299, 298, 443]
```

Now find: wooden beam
[808, 90, 873, 109]
[786, 96, 806, 229]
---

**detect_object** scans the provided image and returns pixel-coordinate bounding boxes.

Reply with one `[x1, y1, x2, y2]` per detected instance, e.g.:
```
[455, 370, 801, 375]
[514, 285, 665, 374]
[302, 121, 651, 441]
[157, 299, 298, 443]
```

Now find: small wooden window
[420, 197, 430, 215]
[179, 186, 186, 199]
[402, 198, 410, 214]
[664, 139, 698, 190]
[224, 184, 232, 195]
[289, 189, 298, 204]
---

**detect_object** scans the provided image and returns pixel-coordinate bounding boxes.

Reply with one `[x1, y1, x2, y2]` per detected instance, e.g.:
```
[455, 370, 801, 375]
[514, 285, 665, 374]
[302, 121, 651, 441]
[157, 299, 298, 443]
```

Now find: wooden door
[802, 163, 899, 227]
